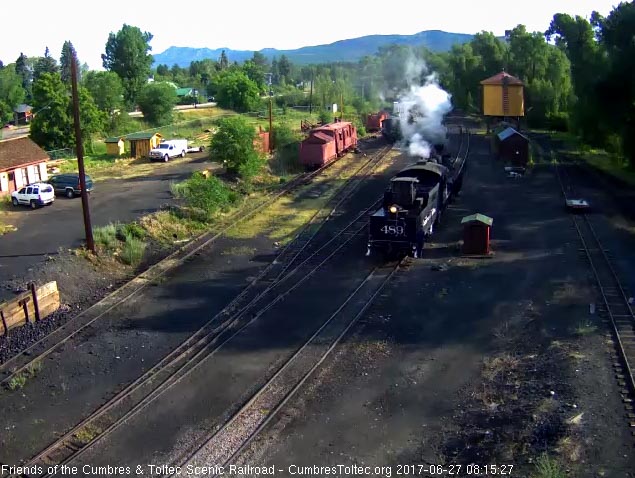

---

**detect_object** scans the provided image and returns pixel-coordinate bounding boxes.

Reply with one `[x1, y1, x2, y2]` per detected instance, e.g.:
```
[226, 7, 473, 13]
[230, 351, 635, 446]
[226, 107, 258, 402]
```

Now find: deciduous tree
[136, 82, 177, 126]
[209, 115, 263, 179]
[0, 66, 25, 123]
[102, 24, 153, 108]
[83, 70, 124, 114]
[212, 69, 261, 112]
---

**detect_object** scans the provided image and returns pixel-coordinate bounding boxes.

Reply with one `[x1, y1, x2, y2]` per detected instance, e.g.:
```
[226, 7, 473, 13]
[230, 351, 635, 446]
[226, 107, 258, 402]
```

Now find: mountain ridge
[152, 30, 474, 67]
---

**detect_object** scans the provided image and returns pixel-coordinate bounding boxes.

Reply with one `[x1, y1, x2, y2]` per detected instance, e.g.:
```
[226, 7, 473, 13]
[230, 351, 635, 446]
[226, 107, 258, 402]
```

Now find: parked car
[47, 173, 94, 198]
[11, 183, 55, 208]
[187, 145, 205, 153]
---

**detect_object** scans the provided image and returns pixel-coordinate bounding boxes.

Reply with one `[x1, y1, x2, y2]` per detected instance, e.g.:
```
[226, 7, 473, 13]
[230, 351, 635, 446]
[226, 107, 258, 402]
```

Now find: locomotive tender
[367, 142, 467, 258]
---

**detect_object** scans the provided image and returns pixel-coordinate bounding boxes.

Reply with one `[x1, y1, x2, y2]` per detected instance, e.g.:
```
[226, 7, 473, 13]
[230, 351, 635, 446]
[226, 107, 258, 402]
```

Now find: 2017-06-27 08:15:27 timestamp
[394, 464, 514, 475]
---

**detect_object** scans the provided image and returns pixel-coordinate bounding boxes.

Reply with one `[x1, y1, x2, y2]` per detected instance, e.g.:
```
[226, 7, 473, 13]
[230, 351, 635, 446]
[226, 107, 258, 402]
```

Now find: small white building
[0, 136, 50, 195]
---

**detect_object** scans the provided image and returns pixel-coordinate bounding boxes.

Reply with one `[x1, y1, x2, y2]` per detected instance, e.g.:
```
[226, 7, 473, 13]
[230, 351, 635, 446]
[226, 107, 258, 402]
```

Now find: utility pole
[70, 49, 95, 253]
[309, 69, 313, 115]
[268, 97, 273, 153]
[340, 93, 344, 121]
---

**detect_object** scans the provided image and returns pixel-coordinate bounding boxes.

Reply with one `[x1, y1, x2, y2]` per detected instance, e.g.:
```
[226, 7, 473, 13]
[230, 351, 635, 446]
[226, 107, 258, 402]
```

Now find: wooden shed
[126, 132, 162, 159]
[105, 136, 126, 156]
[494, 127, 529, 167]
[461, 214, 493, 255]
[480, 71, 524, 132]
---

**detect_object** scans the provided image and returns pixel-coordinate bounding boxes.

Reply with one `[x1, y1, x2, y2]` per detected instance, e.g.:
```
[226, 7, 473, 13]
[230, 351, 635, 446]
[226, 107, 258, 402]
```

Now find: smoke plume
[393, 62, 453, 159]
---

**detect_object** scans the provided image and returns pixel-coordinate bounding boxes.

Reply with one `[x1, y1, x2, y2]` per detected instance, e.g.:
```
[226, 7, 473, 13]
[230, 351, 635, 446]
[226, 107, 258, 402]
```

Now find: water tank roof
[480, 71, 524, 86]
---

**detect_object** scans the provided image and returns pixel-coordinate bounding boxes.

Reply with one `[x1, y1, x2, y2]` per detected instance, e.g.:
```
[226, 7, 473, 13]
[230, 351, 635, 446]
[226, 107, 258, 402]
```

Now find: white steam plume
[394, 64, 453, 159]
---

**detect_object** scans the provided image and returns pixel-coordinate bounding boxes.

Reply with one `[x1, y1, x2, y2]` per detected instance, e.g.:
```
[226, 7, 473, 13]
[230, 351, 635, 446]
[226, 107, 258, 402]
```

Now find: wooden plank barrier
[0, 281, 59, 334]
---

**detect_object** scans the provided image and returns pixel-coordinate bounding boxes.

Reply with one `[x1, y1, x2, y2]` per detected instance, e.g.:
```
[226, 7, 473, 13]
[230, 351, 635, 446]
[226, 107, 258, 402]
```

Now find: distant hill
[153, 30, 474, 67]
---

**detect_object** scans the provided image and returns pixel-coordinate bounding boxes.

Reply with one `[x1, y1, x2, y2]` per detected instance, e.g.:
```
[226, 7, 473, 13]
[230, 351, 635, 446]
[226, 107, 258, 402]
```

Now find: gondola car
[366, 147, 466, 258]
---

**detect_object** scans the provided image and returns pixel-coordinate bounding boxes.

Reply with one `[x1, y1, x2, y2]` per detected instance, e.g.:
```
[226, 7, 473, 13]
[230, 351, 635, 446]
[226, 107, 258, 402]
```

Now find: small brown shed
[461, 213, 493, 255]
[126, 132, 162, 159]
[495, 127, 529, 167]
[254, 126, 270, 154]
[105, 136, 126, 156]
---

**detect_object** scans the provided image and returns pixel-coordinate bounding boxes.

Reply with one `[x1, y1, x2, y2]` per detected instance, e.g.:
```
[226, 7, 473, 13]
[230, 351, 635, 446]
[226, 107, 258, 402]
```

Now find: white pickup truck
[148, 139, 188, 162]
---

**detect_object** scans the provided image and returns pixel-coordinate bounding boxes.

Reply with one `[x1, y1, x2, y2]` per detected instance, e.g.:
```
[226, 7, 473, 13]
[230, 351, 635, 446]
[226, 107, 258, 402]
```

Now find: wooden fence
[0, 281, 60, 334]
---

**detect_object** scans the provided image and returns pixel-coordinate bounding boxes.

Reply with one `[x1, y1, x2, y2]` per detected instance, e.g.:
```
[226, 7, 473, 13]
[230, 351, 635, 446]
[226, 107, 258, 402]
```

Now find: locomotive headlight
[389, 205, 398, 214]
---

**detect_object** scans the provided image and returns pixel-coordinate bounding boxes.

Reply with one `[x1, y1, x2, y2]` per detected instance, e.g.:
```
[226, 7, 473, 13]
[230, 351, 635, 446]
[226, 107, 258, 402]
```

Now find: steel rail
[174, 258, 407, 477]
[0, 141, 369, 386]
[25, 172, 388, 476]
[554, 161, 635, 397]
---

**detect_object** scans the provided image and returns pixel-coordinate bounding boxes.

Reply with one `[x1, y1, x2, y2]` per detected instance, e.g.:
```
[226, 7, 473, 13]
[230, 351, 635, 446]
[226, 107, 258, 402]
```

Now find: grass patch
[0, 222, 17, 235]
[0, 196, 17, 235]
[140, 210, 207, 245]
[59, 154, 208, 181]
[6, 361, 42, 391]
[535, 129, 635, 187]
[221, 246, 257, 256]
[73, 423, 103, 445]
[572, 321, 597, 336]
[92, 222, 147, 267]
[482, 353, 520, 382]
[120, 234, 146, 266]
[226, 151, 365, 244]
[93, 223, 118, 250]
[530, 454, 567, 478]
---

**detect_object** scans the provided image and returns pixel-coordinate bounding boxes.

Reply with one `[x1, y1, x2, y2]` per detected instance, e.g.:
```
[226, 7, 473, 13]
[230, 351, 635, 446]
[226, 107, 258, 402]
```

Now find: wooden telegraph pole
[70, 50, 95, 253]
[268, 97, 273, 153]
[309, 69, 314, 115]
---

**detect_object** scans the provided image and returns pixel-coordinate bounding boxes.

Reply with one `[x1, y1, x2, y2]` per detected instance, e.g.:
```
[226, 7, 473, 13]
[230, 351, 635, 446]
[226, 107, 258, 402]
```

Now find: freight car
[366, 112, 389, 132]
[366, 145, 466, 258]
[299, 121, 358, 169]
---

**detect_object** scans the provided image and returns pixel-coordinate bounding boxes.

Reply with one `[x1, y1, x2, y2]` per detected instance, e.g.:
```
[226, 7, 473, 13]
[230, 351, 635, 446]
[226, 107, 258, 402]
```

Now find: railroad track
[0, 140, 385, 388]
[171, 257, 408, 477]
[19, 147, 393, 476]
[555, 161, 635, 421]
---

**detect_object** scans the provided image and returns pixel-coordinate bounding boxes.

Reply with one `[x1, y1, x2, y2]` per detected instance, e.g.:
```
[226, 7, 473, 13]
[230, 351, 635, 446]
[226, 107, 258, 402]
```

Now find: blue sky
[1, 0, 619, 70]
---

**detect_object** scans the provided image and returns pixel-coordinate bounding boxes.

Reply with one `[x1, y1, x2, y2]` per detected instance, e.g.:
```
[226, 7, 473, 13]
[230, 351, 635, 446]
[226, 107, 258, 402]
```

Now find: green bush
[120, 234, 146, 266]
[116, 222, 146, 241]
[546, 112, 569, 132]
[93, 224, 118, 250]
[238, 154, 266, 180]
[178, 173, 238, 216]
[318, 109, 333, 124]
[352, 116, 367, 138]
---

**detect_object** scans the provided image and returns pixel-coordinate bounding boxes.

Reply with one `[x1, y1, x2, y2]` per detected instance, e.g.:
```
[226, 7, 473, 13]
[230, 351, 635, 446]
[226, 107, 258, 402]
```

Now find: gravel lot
[233, 132, 635, 476]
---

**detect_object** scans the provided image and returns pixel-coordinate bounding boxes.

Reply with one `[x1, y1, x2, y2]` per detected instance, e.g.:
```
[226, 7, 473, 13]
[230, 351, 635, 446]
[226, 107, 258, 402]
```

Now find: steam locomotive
[366, 142, 467, 258]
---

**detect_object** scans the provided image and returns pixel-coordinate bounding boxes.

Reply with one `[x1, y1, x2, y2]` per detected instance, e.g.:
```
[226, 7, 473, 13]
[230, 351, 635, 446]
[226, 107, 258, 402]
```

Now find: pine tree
[15, 53, 31, 94]
[34, 47, 58, 82]
[219, 50, 229, 70]
[60, 41, 79, 84]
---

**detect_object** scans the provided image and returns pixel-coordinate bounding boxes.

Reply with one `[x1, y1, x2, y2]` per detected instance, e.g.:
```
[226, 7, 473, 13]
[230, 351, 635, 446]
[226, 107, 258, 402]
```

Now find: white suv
[11, 183, 55, 208]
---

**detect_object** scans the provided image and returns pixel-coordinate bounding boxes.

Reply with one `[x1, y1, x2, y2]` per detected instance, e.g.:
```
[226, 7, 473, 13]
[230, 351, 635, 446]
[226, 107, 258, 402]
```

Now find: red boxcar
[366, 112, 388, 132]
[299, 121, 357, 168]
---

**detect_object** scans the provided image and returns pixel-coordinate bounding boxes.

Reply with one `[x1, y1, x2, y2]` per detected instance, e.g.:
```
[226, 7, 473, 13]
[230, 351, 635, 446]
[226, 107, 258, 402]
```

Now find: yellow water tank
[480, 71, 524, 117]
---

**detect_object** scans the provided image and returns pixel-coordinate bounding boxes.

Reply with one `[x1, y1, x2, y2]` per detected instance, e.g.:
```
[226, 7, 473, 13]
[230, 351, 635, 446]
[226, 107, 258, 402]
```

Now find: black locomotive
[366, 142, 467, 258]
[381, 117, 402, 144]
